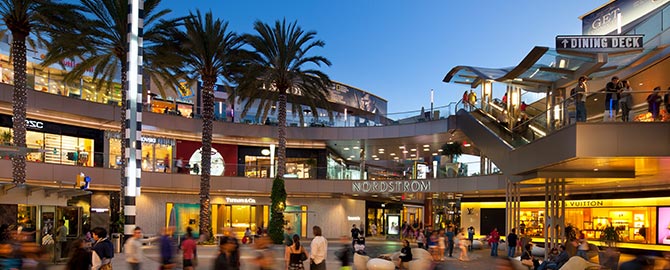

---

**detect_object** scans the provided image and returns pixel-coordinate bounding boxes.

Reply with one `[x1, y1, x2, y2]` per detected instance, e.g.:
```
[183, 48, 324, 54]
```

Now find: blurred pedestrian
[507, 228, 518, 258]
[467, 226, 475, 251]
[66, 239, 90, 270]
[181, 227, 197, 270]
[458, 228, 469, 261]
[124, 227, 143, 270]
[489, 227, 500, 257]
[214, 236, 240, 270]
[253, 234, 275, 270]
[648, 87, 663, 121]
[159, 227, 175, 269]
[55, 220, 67, 261]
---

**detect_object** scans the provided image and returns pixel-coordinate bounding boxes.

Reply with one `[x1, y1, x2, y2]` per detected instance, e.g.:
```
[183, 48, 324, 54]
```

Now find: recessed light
[593, 168, 599, 171]
[372, 194, 378, 197]
[432, 153, 438, 156]
[371, 155, 377, 158]
[423, 144, 430, 147]
[423, 148, 430, 151]
[343, 147, 350, 150]
[349, 155, 355, 158]
[399, 146, 405, 149]
[346, 158, 352, 160]
[464, 143, 471, 147]
[353, 146, 360, 149]
[393, 157, 399, 160]
[374, 158, 379, 160]
[402, 150, 408, 154]
[390, 153, 396, 156]
[410, 148, 416, 152]
[438, 149, 443, 152]
[411, 154, 416, 157]
[378, 148, 385, 152]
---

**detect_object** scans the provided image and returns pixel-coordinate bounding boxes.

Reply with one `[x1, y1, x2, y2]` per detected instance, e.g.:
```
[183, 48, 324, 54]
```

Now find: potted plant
[1, 131, 11, 145]
[440, 141, 463, 177]
[598, 225, 621, 269]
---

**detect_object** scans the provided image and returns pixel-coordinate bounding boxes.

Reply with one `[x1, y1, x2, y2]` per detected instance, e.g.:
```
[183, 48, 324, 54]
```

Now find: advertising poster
[328, 84, 387, 116]
[658, 207, 670, 245]
[387, 215, 400, 235]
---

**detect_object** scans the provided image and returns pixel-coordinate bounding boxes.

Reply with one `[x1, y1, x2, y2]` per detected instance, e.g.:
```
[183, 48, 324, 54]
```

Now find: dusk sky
[163, 0, 597, 115]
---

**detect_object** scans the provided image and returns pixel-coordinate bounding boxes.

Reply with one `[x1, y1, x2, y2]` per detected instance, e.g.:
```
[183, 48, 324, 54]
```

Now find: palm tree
[1, 0, 80, 185]
[235, 19, 332, 243]
[157, 10, 240, 240]
[41, 0, 180, 232]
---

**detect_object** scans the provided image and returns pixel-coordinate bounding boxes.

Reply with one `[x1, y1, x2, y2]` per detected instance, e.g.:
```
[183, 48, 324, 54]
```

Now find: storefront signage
[347, 216, 361, 221]
[567, 200, 604, 207]
[106, 132, 173, 145]
[25, 119, 44, 129]
[581, 0, 670, 35]
[555, 35, 643, 50]
[352, 180, 431, 193]
[225, 197, 256, 204]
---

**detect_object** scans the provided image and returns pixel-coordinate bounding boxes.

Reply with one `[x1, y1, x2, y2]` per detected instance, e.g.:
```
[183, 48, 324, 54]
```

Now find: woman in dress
[285, 234, 307, 270]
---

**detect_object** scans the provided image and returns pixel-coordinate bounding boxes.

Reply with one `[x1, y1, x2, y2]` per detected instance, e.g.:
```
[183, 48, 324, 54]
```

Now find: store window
[244, 156, 316, 179]
[107, 133, 174, 172]
[0, 127, 94, 166]
[1, 62, 13, 84]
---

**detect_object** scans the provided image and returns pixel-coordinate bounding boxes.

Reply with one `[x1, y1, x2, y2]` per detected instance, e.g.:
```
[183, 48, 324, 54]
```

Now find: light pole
[430, 89, 434, 120]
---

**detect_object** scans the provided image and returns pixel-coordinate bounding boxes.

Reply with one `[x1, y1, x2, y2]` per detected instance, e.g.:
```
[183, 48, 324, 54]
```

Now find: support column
[544, 178, 566, 258]
[124, 0, 144, 237]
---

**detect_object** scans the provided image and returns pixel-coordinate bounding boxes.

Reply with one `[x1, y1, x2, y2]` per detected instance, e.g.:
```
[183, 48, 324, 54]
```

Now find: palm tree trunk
[277, 91, 287, 178]
[199, 78, 215, 240]
[118, 66, 128, 232]
[11, 33, 27, 185]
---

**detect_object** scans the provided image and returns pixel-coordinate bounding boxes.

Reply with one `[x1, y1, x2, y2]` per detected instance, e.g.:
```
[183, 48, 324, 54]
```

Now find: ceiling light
[432, 153, 438, 156]
[464, 143, 471, 147]
[423, 148, 430, 151]
[394, 157, 399, 160]
[353, 146, 360, 149]
[343, 147, 350, 150]
[346, 158, 352, 160]
[399, 146, 405, 149]
[390, 153, 396, 156]
[378, 148, 384, 152]
[349, 155, 355, 158]
[410, 148, 416, 151]
[411, 154, 416, 157]
[423, 144, 430, 147]
[402, 150, 408, 154]
[593, 168, 599, 171]
[371, 155, 377, 158]
[374, 158, 379, 160]
[438, 149, 443, 152]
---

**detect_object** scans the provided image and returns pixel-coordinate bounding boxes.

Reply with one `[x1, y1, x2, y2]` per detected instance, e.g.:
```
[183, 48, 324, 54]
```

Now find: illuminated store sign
[567, 200, 604, 207]
[26, 119, 44, 129]
[225, 197, 257, 204]
[582, 0, 670, 35]
[556, 35, 643, 50]
[347, 216, 361, 221]
[352, 180, 431, 193]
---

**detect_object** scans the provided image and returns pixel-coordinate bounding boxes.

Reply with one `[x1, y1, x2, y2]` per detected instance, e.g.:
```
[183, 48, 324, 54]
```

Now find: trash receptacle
[111, 233, 121, 253]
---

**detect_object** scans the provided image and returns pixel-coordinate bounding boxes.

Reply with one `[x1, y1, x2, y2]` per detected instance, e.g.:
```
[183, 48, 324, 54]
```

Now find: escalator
[454, 109, 530, 172]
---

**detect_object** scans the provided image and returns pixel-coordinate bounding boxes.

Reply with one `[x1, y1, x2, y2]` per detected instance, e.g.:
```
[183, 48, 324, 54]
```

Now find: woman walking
[285, 234, 307, 270]
[457, 228, 469, 261]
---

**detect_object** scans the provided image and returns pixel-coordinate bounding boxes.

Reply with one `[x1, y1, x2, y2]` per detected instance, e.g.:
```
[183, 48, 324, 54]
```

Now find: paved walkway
[45, 239, 647, 270]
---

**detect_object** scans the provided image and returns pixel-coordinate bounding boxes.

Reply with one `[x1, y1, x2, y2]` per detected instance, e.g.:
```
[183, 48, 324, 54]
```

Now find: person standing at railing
[664, 87, 670, 119]
[462, 91, 469, 110]
[604, 76, 623, 122]
[572, 76, 588, 122]
[619, 80, 633, 122]
[468, 90, 477, 111]
[647, 87, 663, 121]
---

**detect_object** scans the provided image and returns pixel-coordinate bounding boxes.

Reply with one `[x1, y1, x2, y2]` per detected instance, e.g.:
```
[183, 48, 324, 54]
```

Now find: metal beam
[538, 67, 575, 75]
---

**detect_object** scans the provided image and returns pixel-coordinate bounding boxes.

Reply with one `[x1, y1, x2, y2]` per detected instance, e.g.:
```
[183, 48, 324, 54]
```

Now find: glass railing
[465, 90, 669, 147]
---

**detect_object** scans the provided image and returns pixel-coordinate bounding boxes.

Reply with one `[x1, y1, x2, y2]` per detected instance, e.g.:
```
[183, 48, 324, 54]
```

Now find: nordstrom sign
[352, 180, 431, 193]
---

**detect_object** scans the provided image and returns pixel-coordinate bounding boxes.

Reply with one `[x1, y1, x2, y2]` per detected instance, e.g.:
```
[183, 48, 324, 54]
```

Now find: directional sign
[556, 35, 643, 50]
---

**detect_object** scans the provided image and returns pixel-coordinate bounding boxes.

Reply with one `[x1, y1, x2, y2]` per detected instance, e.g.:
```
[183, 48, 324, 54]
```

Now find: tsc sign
[556, 35, 643, 50]
[25, 119, 44, 129]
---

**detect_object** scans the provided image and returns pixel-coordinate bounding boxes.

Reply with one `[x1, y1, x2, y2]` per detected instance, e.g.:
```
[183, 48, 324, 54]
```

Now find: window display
[107, 132, 174, 173]
[658, 207, 670, 245]
[1, 127, 94, 166]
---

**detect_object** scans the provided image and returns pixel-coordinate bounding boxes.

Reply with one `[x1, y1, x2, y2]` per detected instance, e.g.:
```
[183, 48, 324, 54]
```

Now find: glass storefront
[463, 197, 670, 245]
[166, 202, 270, 239]
[244, 156, 316, 179]
[0, 127, 95, 166]
[106, 132, 174, 172]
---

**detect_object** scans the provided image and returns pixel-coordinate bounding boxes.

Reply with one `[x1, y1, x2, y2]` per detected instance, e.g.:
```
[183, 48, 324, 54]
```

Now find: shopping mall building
[1, 0, 670, 252]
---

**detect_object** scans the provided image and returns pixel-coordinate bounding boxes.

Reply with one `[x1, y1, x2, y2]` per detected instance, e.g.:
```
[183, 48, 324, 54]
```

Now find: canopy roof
[443, 46, 654, 92]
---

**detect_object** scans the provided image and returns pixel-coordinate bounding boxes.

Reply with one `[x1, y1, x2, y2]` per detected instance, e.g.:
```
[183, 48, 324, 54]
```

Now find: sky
[162, 0, 600, 115]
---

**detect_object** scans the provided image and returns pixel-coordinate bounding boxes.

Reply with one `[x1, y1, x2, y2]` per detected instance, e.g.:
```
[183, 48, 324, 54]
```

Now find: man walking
[124, 227, 143, 270]
[55, 220, 68, 261]
[507, 228, 518, 258]
[445, 226, 455, 257]
[350, 224, 360, 250]
[310, 226, 328, 270]
[488, 228, 500, 257]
